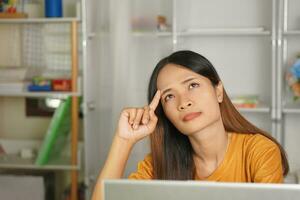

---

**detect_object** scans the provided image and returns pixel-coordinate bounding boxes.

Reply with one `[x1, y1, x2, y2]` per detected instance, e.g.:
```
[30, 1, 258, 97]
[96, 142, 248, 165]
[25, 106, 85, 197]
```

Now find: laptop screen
[103, 179, 300, 200]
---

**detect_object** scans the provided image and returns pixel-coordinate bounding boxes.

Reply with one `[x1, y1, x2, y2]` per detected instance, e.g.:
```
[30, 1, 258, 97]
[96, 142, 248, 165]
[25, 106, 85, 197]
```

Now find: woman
[92, 50, 289, 200]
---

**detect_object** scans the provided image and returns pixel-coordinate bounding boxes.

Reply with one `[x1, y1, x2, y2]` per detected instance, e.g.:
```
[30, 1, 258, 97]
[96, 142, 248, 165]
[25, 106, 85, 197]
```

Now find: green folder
[35, 97, 72, 165]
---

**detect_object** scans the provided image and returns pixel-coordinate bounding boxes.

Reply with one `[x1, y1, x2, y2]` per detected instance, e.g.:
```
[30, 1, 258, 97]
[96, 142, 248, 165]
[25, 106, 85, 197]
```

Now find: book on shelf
[35, 97, 72, 165]
[231, 95, 259, 108]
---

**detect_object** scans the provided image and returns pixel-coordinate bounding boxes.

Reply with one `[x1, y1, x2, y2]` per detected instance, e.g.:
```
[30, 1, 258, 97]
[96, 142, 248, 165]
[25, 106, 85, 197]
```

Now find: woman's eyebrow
[161, 77, 197, 96]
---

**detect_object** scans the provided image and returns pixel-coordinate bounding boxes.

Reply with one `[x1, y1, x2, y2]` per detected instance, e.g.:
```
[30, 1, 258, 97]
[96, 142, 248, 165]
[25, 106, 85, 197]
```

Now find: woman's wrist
[114, 132, 136, 149]
[98, 133, 134, 180]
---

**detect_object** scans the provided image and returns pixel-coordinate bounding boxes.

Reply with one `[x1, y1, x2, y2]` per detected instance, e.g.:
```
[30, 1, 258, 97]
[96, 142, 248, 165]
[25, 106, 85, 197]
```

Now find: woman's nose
[178, 100, 193, 111]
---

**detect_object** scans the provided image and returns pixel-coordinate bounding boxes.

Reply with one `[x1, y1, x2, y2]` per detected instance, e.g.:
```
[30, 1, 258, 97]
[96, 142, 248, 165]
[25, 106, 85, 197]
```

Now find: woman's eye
[189, 82, 200, 89]
[164, 94, 174, 102]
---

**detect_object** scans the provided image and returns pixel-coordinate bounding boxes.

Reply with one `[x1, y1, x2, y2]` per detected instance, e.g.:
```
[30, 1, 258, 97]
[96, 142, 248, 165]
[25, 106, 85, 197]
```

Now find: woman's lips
[183, 112, 202, 122]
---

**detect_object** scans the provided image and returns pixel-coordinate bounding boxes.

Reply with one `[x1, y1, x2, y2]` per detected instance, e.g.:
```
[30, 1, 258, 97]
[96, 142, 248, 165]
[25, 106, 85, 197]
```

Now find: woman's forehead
[156, 64, 207, 90]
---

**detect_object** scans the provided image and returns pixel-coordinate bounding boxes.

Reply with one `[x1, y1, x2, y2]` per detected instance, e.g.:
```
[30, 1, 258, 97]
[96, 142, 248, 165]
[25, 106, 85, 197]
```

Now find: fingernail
[133, 124, 138, 129]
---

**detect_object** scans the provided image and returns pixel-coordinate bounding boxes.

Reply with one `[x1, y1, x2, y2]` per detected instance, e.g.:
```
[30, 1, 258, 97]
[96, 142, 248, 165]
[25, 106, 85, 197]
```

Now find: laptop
[103, 179, 300, 200]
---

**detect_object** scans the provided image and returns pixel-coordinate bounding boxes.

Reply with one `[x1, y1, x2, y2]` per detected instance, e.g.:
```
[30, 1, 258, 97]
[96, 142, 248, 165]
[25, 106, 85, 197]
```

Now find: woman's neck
[188, 118, 228, 165]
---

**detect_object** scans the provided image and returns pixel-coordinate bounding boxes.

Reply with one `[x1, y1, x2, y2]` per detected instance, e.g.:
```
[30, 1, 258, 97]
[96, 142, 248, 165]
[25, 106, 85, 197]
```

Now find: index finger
[149, 90, 161, 110]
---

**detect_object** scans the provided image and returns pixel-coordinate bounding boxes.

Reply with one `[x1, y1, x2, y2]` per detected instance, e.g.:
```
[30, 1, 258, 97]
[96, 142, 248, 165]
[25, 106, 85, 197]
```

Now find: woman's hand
[116, 90, 161, 144]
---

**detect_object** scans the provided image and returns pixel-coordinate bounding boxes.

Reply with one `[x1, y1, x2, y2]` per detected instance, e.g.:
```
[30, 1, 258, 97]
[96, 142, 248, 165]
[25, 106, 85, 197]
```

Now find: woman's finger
[142, 106, 150, 124]
[133, 108, 144, 129]
[149, 90, 161, 111]
[147, 108, 158, 129]
[128, 109, 136, 125]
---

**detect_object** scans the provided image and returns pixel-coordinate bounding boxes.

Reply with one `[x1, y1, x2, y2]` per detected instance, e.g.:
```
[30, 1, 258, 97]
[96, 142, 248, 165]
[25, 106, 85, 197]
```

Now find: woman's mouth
[183, 112, 202, 122]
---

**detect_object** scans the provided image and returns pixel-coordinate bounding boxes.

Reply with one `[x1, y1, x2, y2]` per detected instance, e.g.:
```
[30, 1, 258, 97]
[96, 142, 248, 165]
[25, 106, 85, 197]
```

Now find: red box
[52, 79, 72, 91]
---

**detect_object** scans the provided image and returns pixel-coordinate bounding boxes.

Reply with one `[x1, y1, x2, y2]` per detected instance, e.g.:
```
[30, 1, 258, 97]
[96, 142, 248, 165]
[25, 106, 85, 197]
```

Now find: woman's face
[157, 64, 223, 135]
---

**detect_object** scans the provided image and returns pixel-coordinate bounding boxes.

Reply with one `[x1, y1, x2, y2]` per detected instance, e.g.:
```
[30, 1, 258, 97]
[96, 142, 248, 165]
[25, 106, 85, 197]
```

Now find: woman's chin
[178, 126, 205, 136]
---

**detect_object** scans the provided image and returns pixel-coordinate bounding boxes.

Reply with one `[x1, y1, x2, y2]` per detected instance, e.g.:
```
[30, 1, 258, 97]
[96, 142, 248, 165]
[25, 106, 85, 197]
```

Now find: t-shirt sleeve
[128, 154, 154, 179]
[249, 137, 283, 183]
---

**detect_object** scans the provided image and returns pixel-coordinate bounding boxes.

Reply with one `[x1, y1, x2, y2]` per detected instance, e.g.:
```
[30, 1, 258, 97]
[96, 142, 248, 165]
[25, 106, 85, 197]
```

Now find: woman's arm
[91, 134, 134, 200]
[249, 136, 284, 183]
[91, 90, 161, 200]
[252, 145, 283, 183]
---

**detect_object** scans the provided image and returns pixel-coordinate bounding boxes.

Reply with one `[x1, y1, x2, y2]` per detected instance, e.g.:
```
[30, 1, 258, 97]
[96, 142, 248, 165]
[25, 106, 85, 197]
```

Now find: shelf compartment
[0, 154, 79, 171]
[178, 28, 271, 36]
[0, 79, 82, 99]
[0, 17, 81, 24]
[283, 30, 300, 36]
[283, 103, 300, 114]
[0, 139, 82, 171]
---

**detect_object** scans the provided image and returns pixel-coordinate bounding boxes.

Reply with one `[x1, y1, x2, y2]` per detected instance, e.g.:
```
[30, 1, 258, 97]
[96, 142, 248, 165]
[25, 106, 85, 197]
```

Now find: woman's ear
[215, 81, 223, 103]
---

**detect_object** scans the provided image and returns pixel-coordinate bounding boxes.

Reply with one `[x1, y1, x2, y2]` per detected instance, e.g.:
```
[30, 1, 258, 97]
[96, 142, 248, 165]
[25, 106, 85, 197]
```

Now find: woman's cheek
[163, 105, 177, 121]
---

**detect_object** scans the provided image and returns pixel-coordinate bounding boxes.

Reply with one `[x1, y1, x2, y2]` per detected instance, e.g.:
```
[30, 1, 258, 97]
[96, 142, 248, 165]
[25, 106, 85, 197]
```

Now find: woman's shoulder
[231, 132, 280, 156]
[136, 153, 153, 169]
[128, 153, 153, 179]
[143, 153, 153, 161]
[231, 132, 283, 182]
[232, 132, 278, 148]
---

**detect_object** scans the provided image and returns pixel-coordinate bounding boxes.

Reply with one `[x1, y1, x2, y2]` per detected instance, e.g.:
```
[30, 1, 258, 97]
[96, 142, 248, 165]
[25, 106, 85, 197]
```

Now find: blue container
[45, 0, 63, 17]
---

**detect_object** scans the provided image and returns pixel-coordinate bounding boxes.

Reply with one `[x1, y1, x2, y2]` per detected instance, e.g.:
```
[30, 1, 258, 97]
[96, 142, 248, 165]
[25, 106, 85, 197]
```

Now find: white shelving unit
[0, 18, 81, 162]
[0, 2, 85, 200]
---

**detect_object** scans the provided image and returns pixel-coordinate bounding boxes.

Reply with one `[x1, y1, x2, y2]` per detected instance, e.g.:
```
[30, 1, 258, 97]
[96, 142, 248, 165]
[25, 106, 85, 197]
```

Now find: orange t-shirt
[128, 132, 283, 183]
